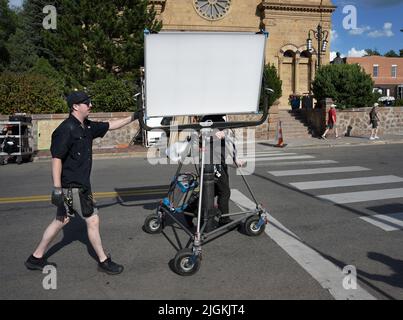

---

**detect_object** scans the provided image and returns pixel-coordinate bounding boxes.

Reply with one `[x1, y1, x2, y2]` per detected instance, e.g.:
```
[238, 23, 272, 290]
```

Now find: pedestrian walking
[321, 103, 339, 139]
[25, 91, 139, 275]
[369, 103, 380, 140]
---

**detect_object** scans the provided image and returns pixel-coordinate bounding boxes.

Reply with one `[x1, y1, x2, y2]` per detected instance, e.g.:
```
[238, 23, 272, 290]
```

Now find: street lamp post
[307, 24, 329, 69]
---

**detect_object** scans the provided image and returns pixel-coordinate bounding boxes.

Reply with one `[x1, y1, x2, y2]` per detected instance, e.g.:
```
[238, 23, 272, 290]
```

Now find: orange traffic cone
[275, 121, 285, 147]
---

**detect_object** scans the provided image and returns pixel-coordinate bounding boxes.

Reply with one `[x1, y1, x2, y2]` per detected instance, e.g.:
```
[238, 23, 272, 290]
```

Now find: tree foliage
[0, 0, 161, 114]
[88, 76, 138, 113]
[0, 0, 18, 70]
[364, 48, 381, 56]
[312, 64, 375, 109]
[42, 0, 161, 88]
[262, 64, 282, 108]
[0, 72, 67, 114]
[384, 50, 399, 57]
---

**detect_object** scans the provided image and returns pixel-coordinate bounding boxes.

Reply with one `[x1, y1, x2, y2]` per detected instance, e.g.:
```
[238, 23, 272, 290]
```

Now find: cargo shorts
[56, 188, 98, 219]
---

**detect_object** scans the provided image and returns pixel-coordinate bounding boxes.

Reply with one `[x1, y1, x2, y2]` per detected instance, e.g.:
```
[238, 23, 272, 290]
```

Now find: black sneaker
[98, 256, 124, 275]
[24, 254, 55, 271]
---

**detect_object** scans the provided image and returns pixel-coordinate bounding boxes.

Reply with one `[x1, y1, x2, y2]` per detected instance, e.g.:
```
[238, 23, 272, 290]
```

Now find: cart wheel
[143, 214, 163, 234]
[173, 249, 201, 276]
[16, 156, 23, 165]
[0, 158, 6, 165]
[242, 216, 266, 237]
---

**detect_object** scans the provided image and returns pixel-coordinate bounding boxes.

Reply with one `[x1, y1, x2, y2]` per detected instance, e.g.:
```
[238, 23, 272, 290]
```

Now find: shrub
[261, 64, 282, 109]
[0, 72, 67, 115]
[88, 76, 138, 113]
[312, 64, 374, 108]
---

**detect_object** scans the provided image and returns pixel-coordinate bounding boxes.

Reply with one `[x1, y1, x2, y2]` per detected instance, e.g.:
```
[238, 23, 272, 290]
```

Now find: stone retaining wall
[0, 112, 140, 151]
[300, 106, 403, 138]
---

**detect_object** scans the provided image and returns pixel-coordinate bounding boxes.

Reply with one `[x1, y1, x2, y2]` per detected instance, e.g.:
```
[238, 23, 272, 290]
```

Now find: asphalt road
[1, 143, 403, 300]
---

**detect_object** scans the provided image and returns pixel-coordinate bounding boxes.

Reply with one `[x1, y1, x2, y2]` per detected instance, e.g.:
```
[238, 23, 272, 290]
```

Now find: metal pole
[317, 24, 322, 69]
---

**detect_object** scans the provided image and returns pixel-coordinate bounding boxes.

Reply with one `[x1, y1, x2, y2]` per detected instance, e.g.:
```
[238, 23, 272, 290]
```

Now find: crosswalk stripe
[268, 166, 370, 177]
[290, 175, 403, 190]
[257, 160, 338, 167]
[242, 152, 297, 158]
[243, 155, 315, 162]
[360, 213, 403, 231]
[230, 189, 376, 300]
[318, 188, 403, 204]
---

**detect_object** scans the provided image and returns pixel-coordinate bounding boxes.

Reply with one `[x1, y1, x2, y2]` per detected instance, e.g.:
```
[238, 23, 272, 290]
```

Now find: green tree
[0, 0, 18, 70]
[29, 57, 65, 92]
[262, 64, 282, 108]
[42, 0, 161, 89]
[312, 64, 374, 109]
[88, 76, 137, 113]
[0, 72, 66, 115]
[399, 49, 403, 57]
[384, 50, 399, 57]
[364, 49, 381, 56]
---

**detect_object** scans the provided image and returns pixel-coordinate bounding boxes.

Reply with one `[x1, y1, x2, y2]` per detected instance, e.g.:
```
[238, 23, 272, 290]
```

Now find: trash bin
[302, 95, 313, 109]
[291, 96, 301, 109]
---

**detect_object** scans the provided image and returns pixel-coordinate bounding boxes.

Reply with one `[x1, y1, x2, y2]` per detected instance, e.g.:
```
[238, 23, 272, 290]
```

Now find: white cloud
[368, 22, 394, 38]
[330, 30, 338, 41]
[348, 26, 371, 36]
[347, 48, 367, 57]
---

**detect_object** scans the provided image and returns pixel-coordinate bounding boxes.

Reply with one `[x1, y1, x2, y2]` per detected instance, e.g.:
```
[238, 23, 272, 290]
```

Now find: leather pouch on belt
[79, 188, 95, 217]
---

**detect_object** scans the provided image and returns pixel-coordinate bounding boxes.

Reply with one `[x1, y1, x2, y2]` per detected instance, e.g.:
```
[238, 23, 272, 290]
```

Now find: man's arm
[108, 112, 140, 131]
[52, 158, 62, 187]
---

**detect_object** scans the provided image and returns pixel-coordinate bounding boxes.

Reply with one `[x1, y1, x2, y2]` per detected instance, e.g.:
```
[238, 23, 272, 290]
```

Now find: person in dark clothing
[369, 103, 380, 140]
[200, 114, 232, 226]
[25, 91, 139, 275]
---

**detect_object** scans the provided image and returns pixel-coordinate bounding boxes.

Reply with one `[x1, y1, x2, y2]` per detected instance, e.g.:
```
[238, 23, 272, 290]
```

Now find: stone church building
[148, 0, 336, 109]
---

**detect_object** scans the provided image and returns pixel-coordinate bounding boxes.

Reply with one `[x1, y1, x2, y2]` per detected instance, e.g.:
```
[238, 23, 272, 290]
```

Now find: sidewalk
[32, 133, 403, 161]
[261, 133, 403, 149]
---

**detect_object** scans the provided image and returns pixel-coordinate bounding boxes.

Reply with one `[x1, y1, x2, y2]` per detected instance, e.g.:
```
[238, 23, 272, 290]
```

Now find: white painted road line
[360, 212, 403, 231]
[318, 188, 403, 204]
[230, 189, 376, 300]
[258, 160, 338, 167]
[240, 153, 297, 159]
[268, 166, 370, 177]
[290, 175, 403, 190]
[242, 155, 315, 162]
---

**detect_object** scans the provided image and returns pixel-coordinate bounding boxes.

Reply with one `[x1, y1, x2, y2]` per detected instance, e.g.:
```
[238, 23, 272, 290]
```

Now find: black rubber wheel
[173, 249, 201, 276]
[16, 156, 23, 164]
[143, 214, 163, 234]
[242, 216, 266, 237]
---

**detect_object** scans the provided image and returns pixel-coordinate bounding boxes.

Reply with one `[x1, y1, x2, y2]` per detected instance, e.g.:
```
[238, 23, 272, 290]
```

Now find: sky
[330, 0, 403, 60]
[8, 0, 403, 60]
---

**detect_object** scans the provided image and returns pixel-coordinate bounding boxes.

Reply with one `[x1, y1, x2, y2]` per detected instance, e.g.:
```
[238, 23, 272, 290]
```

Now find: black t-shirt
[50, 115, 109, 189]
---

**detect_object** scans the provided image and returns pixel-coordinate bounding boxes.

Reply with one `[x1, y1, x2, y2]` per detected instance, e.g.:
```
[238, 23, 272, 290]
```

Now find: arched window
[300, 50, 312, 58]
[283, 50, 294, 58]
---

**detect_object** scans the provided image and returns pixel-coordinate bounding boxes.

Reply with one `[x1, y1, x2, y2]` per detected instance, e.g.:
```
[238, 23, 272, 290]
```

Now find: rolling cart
[138, 30, 272, 275]
[0, 118, 34, 165]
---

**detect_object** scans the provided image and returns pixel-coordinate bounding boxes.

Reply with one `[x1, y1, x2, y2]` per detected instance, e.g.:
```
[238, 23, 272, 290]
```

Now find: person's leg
[215, 170, 231, 224]
[33, 217, 69, 258]
[335, 127, 339, 138]
[374, 127, 379, 138]
[85, 214, 107, 263]
[86, 213, 124, 275]
[322, 127, 329, 138]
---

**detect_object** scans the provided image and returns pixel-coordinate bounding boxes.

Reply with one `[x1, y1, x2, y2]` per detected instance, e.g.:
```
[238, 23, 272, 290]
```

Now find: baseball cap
[66, 91, 91, 109]
[330, 103, 337, 107]
[374, 102, 379, 107]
